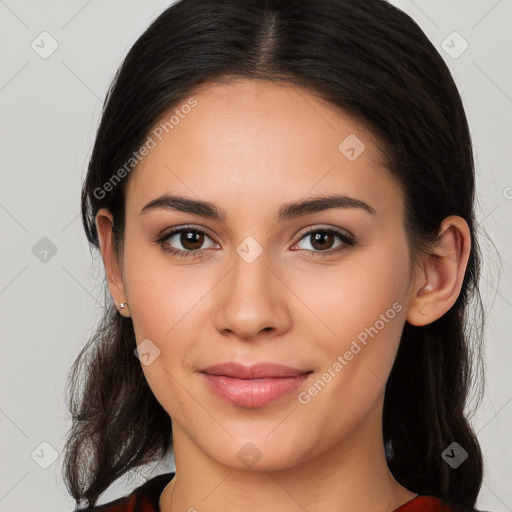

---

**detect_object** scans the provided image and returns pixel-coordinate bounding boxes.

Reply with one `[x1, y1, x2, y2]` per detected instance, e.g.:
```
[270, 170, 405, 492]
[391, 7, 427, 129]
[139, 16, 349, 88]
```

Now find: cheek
[289, 237, 409, 340]
[342, 256, 409, 370]
[291, 241, 409, 406]
[122, 227, 212, 339]
[294, 300, 406, 451]
[121, 233, 216, 408]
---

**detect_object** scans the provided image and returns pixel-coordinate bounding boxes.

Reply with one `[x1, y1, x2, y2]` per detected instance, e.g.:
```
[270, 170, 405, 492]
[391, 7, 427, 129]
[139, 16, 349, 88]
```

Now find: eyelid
[156, 223, 356, 258]
[294, 224, 355, 241]
[158, 224, 353, 243]
[157, 224, 218, 246]
[290, 225, 355, 253]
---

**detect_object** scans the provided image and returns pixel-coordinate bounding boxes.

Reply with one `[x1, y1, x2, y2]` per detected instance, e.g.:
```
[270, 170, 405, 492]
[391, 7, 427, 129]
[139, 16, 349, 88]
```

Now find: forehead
[125, 78, 401, 219]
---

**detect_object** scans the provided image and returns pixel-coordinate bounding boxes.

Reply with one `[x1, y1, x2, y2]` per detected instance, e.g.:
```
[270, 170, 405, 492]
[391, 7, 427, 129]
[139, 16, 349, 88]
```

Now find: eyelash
[155, 225, 356, 260]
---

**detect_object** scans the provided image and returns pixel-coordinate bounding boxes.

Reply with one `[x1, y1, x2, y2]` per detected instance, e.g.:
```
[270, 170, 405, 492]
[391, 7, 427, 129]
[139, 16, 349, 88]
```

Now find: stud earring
[119, 302, 128, 309]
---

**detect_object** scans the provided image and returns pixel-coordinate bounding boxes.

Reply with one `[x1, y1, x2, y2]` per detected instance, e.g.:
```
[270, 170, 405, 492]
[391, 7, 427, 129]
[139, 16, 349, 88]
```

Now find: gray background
[0, 1, 510, 510]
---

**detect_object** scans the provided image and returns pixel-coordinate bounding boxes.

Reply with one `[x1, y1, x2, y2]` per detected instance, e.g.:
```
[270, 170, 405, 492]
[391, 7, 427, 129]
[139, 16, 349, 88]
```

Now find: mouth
[199, 362, 314, 408]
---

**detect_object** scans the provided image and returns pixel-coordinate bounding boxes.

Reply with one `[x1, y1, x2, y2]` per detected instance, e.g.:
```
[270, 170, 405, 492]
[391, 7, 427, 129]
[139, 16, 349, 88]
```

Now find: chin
[199, 434, 311, 472]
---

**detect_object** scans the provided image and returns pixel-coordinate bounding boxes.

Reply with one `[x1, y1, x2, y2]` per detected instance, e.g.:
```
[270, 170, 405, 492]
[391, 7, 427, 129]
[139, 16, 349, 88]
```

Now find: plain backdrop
[0, 1, 511, 511]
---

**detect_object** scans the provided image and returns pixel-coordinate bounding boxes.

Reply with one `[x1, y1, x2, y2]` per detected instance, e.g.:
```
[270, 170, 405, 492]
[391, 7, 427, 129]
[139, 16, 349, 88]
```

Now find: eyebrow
[140, 193, 377, 221]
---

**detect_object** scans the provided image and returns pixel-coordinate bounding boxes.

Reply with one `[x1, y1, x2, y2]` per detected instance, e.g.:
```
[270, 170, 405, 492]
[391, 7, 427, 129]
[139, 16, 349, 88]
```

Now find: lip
[200, 362, 311, 379]
[199, 362, 313, 408]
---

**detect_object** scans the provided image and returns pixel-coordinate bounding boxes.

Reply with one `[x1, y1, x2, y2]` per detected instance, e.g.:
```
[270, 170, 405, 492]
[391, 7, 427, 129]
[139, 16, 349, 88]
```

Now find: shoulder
[395, 494, 495, 512]
[73, 472, 174, 512]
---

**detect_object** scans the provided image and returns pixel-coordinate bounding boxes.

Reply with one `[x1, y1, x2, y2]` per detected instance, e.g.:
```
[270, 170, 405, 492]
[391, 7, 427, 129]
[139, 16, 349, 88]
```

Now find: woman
[63, 0, 490, 511]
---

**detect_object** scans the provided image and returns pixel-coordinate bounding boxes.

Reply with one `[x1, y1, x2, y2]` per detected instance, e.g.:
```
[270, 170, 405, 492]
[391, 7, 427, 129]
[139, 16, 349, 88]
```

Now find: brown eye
[309, 231, 336, 251]
[156, 225, 219, 258]
[179, 230, 205, 251]
[293, 228, 355, 257]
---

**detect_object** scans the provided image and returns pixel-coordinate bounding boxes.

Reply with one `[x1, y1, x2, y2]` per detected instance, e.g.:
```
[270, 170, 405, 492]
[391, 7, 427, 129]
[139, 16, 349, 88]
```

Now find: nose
[213, 246, 291, 341]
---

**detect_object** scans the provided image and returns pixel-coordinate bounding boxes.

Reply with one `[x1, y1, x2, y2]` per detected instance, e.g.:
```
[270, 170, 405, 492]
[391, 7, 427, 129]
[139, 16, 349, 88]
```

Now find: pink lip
[199, 362, 313, 408]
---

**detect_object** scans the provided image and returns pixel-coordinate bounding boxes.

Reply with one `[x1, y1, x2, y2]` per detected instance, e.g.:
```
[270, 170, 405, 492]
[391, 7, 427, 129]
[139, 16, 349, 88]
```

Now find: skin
[95, 78, 471, 512]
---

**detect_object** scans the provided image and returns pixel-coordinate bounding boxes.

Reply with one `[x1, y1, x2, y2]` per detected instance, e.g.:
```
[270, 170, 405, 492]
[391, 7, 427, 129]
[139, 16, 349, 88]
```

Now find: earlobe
[406, 216, 471, 327]
[95, 208, 130, 317]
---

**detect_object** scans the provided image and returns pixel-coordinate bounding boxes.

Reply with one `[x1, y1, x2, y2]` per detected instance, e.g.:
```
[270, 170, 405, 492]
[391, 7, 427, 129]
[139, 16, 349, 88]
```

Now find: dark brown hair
[63, 0, 486, 509]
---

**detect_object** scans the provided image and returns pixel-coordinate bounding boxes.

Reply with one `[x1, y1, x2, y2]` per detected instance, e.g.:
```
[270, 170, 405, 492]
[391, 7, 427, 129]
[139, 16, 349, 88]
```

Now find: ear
[95, 208, 130, 318]
[406, 215, 471, 326]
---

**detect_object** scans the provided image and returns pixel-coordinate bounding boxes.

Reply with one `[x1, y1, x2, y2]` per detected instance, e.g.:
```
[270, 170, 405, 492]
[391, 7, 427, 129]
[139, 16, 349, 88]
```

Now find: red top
[75, 472, 484, 512]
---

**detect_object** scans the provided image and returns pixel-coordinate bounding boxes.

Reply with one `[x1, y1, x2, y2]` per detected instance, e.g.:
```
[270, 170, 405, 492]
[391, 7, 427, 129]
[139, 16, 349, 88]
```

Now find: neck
[159, 398, 417, 512]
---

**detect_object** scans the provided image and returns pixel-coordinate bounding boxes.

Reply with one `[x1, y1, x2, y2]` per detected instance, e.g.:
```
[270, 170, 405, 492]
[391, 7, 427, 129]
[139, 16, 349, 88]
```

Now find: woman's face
[106, 79, 421, 470]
